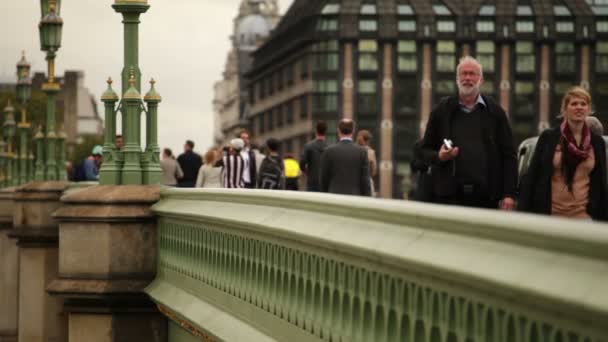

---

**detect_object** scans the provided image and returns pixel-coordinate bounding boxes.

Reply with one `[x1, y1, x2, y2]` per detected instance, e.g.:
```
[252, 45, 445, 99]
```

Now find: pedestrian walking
[238, 129, 257, 188]
[283, 153, 301, 191]
[160, 148, 183, 186]
[219, 138, 246, 188]
[299, 121, 328, 191]
[320, 118, 371, 196]
[257, 138, 285, 189]
[355, 129, 377, 196]
[419, 56, 517, 209]
[196, 149, 222, 188]
[519, 86, 607, 220]
[177, 140, 203, 187]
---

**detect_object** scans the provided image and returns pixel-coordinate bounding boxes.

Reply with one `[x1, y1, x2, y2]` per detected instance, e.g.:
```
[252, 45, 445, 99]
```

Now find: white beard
[458, 80, 481, 97]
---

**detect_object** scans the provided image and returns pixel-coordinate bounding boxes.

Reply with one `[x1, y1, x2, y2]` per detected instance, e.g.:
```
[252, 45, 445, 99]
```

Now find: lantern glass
[39, 23, 49, 51]
[48, 23, 63, 50]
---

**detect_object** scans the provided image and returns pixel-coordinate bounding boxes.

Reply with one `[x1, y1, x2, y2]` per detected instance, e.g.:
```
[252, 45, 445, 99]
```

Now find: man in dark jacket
[177, 140, 203, 187]
[419, 56, 517, 209]
[257, 138, 284, 190]
[320, 119, 371, 196]
[299, 121, 328, 191]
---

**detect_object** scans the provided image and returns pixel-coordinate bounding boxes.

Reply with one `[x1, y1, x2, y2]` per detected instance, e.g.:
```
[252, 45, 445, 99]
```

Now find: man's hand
[438, 144, 459, 161]
[500, 197, 516, 211]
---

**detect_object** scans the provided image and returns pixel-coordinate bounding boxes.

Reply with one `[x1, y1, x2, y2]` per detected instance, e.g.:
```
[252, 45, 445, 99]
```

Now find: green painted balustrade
[146, 188, 608, 342]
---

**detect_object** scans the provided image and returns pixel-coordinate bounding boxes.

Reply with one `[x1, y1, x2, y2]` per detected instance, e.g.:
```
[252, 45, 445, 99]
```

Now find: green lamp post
[3, 102, 16, 187]
[38, 0, 63, 181]
[98, 0, 161, 186]
[16, 51, 32, 185]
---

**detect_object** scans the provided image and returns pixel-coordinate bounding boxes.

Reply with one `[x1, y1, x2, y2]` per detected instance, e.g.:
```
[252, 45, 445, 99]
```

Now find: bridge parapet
[147, 188, 608, 342]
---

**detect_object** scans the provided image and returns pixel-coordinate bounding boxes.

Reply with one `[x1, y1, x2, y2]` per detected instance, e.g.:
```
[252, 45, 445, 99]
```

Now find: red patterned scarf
[559, 120, 591, 191]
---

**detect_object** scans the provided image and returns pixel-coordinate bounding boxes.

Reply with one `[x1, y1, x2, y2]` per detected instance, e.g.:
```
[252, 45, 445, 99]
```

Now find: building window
[437, 20, 455, 32]
[597, 21, 608, 32]
[357, 80, 377, 113]
[516, 21, 535, 33]
[595, 41, 608, 130]
[517, 5, 533, 16]
[300, 56, 309, 79]
[553, 5, 571, 16]
[317, 18, 338, 31]
[321, 3, 340, 14]
[277, 70, 284, 90]
[313, 40, 339, 72]
[435, 41, 456, 103]
[267, 110, 275, 132]
[555, 43, 575, 74]
[476, 41, 495, 72]
[397, 4, 414, 15]
[589, 0, 608, 15]
[360, 4, 377, 14]
[476, 21, 495, 32]
[596, 42, 608, 72]
[359, 20, 378, 32]
[398, 20, 416, 32]
[300, 95, 308, 119]
[478, 5, 496, 16]
[433, 4, 451, 15]
[258, 114, 265, 134]
[436, 41, 456, 72]
[556, 21, 574, 33]
[286, 63, 294, 85]
[512, 39, 537, 145]
[397, 40, 417, 72]
[286, 101, 294, 124]
[277, 106, 284, 128]
[313, 80, 339, 112]
[515, 42, 535, 72]
[358, 40, 378, 71]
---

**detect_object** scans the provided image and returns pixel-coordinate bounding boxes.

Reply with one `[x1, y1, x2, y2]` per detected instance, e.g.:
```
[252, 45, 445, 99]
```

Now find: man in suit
[238, 129, 257, 188]
[320, 119, 371, 196]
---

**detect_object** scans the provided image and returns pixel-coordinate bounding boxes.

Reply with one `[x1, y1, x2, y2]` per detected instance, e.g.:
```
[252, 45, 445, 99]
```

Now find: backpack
[72, 161, 87, 182]
[258, 156, 285, 190]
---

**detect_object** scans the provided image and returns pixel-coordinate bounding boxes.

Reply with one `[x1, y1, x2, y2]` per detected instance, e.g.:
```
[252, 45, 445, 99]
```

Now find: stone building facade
[213, 0, 281, 146]
[245, 0, 607, 198]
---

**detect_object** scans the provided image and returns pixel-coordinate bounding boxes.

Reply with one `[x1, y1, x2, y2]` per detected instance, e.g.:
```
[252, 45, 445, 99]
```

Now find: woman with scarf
[519, 86, 607, 220]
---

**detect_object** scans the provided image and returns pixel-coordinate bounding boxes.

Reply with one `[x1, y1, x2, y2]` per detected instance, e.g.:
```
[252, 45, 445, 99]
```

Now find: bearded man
[418, 56, 518, 210]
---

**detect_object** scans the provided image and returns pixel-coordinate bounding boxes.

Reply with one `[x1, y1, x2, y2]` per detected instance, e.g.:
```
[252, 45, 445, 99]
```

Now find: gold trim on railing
[157, 304, 215, 342]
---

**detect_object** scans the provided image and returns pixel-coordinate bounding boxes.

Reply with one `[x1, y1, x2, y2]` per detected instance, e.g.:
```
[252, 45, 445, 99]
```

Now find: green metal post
[34, 126, 45, 181]
[0, 141, 5, 187]
[11, 154, 18, 186]
[18, 120, 29, 185]
[142, 78, 161, 185]
[28, 151, 35, 182]
[57, 126, 66, 181]
[120, 74, 143, 185]
[42, 68, 60, 181]
[113, 0, 149, 146]
[99, 78, 121, 185]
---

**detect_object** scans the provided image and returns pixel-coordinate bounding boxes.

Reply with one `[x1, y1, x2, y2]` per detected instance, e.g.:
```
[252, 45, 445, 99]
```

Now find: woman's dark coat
[518, 127, 608, 221]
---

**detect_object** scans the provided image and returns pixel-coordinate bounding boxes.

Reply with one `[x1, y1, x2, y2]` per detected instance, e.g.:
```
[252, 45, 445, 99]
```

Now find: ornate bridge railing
[146, 188, 608, 342]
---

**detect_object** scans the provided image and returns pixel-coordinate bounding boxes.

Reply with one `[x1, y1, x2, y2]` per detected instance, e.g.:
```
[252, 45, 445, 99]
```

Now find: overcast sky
[0, 0, 293, 154]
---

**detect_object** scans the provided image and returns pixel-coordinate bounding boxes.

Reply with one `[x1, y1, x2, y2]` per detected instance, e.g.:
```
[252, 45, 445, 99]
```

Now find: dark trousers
[244, 182, 255, 189]
[286, 178, 299, 191]
[306, 183, 320, 192]
[435, 194, 498, 209]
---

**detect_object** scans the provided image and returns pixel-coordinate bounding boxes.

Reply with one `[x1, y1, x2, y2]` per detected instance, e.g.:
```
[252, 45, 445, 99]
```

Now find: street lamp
[3, 102, 16, 186]
[38, 0, 64, 181]
[16, 52, 32, 184]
